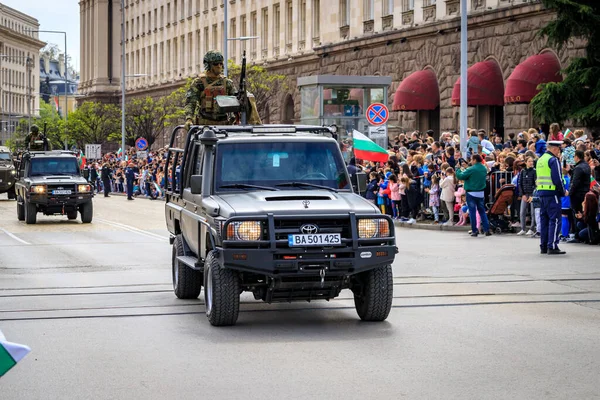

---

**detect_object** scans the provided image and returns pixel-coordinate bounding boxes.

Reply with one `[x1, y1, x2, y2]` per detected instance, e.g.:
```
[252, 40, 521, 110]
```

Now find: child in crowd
[377, 173, 391, 215]
[561, 169, 572, 240]
[399, 176, 410, 222]
[365, 172, 379, 205]
[457, 194, 468, 226]
[426, 175, 441, 224]
[529, 190, 541, 238]
[388, 174, 401, 219]
[440, 167, 456, 225]
[467, 130, 481, 157]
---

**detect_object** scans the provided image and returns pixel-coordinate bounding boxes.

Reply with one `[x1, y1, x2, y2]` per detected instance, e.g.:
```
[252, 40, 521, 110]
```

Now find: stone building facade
[80, 0, 584, 142]
[0, 3, 45, 145]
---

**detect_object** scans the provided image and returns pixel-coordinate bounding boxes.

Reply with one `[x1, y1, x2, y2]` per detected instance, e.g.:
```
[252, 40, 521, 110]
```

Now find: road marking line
[97, 218, 168, 240]
[0, 228, 30, 245]
[95, 218, 167, 241]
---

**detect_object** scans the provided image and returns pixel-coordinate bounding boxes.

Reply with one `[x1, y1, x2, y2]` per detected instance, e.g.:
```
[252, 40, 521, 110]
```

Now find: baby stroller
[488, 184, 516, 234]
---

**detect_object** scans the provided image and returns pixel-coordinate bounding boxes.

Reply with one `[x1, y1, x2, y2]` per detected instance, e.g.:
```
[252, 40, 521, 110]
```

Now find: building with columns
[0, 3, 45, 145]
[80, 0, 583, 141]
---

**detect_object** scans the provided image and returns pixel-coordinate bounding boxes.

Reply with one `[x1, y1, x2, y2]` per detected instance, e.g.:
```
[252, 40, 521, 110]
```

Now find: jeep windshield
[215, 141, 351, 192]
[30, 158, 80, 176]
[0, 153, 10, 161]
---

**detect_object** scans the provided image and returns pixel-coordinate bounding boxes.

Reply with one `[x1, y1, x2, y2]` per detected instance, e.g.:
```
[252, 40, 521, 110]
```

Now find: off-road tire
[24, 200, 37, 224]
[172, 235, 202, 299]
[353, 264, 393, 322]
[16, 200, 24, 221]
[67, 210, 78, 220]
[80, 201, 93, 223]
[204, 250, 240, 326]
[7, 187, 16, 200]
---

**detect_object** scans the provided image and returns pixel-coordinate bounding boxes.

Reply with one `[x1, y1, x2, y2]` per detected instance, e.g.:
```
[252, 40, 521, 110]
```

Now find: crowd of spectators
[81, 147, 171, 200]
[352, 124, 600, 243]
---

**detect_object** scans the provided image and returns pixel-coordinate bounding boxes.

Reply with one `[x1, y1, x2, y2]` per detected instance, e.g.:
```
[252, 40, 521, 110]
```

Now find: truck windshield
[215, 141, 351, 192]
[0, 153, 10, 160]
[30, 158, 80, 176]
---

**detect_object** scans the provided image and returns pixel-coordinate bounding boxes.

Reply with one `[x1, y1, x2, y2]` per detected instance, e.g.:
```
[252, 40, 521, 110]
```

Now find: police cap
[547, 140, 563, 147]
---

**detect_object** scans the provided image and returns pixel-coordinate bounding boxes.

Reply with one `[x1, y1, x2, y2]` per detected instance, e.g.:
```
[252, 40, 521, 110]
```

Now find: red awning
[392, 69, 440, 111]
[504, 52, 562, 104]
[451, 60, 504, 106]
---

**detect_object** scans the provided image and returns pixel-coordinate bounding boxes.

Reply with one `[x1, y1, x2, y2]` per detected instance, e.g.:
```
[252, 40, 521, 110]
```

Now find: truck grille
[46, 184, 77, 199]
[273, 217, 351, 241]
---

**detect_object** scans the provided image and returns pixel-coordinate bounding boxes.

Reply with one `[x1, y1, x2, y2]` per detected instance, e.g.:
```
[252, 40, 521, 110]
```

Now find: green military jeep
[0, 146, 17, 200]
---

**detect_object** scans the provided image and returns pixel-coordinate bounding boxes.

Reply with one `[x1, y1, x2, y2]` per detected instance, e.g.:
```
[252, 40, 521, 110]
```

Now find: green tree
[532, 0, 600, 128]
[67, 101, 120, 148]
[227, 60, 288, 122]
[109, 88, 186, 149]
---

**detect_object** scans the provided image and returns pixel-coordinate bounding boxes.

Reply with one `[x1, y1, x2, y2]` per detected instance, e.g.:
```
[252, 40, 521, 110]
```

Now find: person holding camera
[456, 154, 491, 237]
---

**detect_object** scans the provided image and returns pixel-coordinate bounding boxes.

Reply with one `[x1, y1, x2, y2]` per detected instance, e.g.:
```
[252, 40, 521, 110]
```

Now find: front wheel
[172, 235, 202, 299]
[67, 210, 78, 220]
[80, 201, 93, 223]
[7, 187, 16, 200]
[353, 265, 393, 322]
[204, 250, 240, 326]
[24, 200, 37, 224]
[16, 201, 24, 221]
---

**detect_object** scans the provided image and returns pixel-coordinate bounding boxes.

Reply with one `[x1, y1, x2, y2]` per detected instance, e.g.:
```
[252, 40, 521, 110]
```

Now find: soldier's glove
[184, 119, 193, 131]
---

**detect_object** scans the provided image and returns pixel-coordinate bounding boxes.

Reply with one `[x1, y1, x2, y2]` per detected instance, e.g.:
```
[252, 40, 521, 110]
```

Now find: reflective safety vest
[536, 153, 556, 191]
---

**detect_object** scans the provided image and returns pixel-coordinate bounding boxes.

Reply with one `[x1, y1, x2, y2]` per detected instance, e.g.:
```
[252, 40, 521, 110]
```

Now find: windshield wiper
[219, 183, 279, 191]
[275, 182, 338, 192]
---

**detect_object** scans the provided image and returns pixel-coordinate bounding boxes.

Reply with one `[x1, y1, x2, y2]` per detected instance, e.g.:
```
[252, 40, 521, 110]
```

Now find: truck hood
[217, 190, 380, 216]
[28, 175, 88, 185]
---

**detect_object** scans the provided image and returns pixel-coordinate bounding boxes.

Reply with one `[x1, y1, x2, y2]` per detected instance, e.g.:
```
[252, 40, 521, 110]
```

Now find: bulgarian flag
[351, 129, 389, 163]
[0, 329, 30, 377]
[78, 150, 87, 170]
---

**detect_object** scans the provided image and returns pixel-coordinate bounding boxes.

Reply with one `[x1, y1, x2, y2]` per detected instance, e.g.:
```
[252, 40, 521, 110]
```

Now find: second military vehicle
[165, 124, 397, 326]
[0, 146, 17, 200]
[14, 151, 94, 224]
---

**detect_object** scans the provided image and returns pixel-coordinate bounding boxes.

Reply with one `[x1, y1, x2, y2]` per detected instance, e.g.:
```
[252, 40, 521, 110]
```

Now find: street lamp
[459, 0, 468, 157]
[121, 73, 149, 160]
[222, 0, 260, 77]
[27, 29, 68, 149]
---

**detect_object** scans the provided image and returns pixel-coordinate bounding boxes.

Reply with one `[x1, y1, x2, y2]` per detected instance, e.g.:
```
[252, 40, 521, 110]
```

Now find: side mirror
[190, 175, 202, 195]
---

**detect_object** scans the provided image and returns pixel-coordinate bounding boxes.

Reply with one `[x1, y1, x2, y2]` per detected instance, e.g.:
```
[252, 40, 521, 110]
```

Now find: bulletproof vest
[29, 135, 44, 151]
[201, 76, 226, 115]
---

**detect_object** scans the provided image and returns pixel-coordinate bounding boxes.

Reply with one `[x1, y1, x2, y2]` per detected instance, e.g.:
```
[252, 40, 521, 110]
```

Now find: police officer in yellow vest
[536, 140, 567, 254]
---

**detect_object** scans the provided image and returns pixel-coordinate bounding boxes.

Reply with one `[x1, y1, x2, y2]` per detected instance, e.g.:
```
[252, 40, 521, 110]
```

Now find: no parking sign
[135, 137, 148, 151]
[366, 103, 389, 126]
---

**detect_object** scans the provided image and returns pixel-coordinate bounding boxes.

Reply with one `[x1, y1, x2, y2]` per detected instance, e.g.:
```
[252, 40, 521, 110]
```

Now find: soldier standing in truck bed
[184, 51, 236, 129]
[24, 125, 49, 151]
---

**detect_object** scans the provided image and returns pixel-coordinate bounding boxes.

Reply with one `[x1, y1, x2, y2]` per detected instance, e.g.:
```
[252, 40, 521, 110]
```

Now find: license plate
[52, 190, 72, 195]
[288, 233, 342, 246]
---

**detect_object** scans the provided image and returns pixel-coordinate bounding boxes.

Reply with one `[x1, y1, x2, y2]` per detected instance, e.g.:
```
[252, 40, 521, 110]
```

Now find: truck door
[180, 143, 205, 256]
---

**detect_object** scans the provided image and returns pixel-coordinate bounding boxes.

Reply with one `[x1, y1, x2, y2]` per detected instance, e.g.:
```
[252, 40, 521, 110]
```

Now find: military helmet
[203, 50, 224, 71]
[31, 124, 39, 134]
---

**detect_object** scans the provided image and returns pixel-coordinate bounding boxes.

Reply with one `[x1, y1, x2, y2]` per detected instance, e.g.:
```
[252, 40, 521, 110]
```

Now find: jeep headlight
[358, 219, 390, 238]
[10, 169, 16, 175]
[78, 184, 92, 193]
[30, 185, 46, 194]
[226, 221, 262, 241]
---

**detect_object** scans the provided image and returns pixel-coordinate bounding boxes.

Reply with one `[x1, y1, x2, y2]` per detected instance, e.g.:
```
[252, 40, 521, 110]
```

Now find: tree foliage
[108, 87, 186, 148]
[67, 101, 121, 148]
[532, 0, 600, 128]
[227, 61, 288, 122]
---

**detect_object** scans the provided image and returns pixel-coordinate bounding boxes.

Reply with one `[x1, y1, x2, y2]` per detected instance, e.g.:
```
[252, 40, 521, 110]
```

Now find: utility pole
[459, 0, 468, 157]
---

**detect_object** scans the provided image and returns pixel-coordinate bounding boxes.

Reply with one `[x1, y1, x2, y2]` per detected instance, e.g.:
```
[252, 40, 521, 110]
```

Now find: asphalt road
[1, 193, 600, 399]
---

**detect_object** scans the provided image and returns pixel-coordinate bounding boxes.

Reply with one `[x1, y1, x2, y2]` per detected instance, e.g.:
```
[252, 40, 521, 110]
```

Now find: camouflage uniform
[25, 125, 48, 151]
[185, 51, 236, 126]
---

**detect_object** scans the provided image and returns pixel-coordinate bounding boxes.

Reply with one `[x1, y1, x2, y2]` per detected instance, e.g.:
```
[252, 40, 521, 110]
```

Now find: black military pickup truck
[14, 151, 94, 224]
[0, 146, 17, 199]
[164, 124, 397, 326]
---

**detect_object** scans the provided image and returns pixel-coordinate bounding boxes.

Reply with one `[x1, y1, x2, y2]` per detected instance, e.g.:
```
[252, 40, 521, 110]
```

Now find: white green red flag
[352, 130, 389, 163]
[0, 329, 30, 377]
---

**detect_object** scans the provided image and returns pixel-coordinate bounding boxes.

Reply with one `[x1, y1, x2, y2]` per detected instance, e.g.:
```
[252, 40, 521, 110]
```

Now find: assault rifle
[237, 50, 248, 125]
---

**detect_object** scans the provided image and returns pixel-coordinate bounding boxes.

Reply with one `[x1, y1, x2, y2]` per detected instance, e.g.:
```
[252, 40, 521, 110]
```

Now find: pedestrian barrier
[489, 171, 515, 205]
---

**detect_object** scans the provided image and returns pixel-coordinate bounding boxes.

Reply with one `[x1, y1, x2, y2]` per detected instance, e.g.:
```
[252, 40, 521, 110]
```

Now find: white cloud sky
[2, 0, 81, 70]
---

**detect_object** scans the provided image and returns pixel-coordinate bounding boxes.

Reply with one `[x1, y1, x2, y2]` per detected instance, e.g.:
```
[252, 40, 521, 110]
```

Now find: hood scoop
[44, 176, 74, 180]
[265, 195, 332, 201]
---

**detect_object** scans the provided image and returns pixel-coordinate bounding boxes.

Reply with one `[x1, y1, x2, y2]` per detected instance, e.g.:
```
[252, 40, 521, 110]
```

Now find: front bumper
[27, 192, 93, 213]
[217, 214, 397, 277]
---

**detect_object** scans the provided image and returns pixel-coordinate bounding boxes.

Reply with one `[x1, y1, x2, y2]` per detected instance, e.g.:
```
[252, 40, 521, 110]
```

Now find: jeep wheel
[80, 201, 93, 223]
[204, 250, 240, 326]
[172, 235, 202, 299]
[24, 200, 37, 224]
[16, 200, 24, 221]
[67, 210, 78, 220]
[7, 187, 16, 200]
[353, 265, 393, 322]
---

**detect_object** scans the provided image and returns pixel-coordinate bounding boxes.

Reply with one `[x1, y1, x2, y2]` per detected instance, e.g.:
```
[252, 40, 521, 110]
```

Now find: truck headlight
[10, 169, 16, 175]
[358, 219, 390, 238]
[226, 221, 262, 241]
[78, 184, 92, 193]
[30, 185, 46, 194]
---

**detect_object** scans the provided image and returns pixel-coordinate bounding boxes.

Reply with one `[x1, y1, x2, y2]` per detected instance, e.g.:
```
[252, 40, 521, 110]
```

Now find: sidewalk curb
[393, 221, 470, 232]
